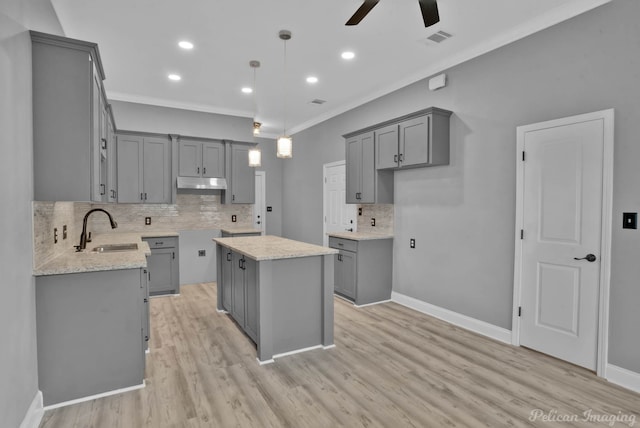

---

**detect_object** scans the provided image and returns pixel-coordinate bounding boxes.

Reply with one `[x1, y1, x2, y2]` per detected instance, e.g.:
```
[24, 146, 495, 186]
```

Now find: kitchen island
[214, 235, 338, 363]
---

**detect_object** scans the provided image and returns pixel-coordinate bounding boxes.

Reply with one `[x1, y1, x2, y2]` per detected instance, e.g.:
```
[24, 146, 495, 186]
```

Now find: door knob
[574, 254, 597, 262]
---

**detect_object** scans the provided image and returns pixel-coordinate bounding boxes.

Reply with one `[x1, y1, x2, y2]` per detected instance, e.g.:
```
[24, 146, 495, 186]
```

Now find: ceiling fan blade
[418, 0, 440, 27]
[345, 0, 380, 26]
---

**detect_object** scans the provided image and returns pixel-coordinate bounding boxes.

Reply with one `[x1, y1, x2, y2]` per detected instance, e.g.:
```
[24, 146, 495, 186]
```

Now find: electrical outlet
[198, 250, 206, 257]
[267, 206, 273, 212]
[145, 217, 151, 225]
[371, 218, 376, 227]
[410, 238, 416, 249]
[63, 224, 67, 240]
[232, 215, 237, 223]
[358, 207, 362, 216]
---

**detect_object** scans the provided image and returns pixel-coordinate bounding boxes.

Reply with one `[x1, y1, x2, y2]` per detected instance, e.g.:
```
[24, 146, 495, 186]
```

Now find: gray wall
[110, 101, 283, 236]
[282, 0, 640, 373]
[0, 1, 63, 426]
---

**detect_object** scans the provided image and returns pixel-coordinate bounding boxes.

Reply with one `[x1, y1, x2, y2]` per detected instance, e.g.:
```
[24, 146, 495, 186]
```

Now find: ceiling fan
[346, 0, 440, 27]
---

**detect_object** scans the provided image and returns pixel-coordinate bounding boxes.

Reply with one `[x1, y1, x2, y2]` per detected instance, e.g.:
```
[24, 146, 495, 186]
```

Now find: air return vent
[310, 99, 326, 105]
[426, 30, 452, 44]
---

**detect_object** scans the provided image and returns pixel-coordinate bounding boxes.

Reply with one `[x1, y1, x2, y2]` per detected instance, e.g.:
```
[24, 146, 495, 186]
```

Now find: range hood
[177, 176, 228, 190]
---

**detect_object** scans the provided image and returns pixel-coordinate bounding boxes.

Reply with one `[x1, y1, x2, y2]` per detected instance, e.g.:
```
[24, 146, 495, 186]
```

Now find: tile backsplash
[33, 194, 253, 268]
[357, 204, 394, 235]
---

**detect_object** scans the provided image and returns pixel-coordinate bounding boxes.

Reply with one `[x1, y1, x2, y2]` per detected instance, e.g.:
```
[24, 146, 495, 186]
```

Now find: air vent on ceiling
[310, 99, 326, 105]
[426, 30, 452, 44]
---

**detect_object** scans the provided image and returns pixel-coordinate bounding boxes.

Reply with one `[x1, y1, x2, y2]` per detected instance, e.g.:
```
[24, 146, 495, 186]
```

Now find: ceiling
[51, 0, 609, 138]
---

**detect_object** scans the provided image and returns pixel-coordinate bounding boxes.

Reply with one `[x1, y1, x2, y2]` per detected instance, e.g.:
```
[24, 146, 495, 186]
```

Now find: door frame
[512, 109, 614, 377]
[323, 160, 353, 247]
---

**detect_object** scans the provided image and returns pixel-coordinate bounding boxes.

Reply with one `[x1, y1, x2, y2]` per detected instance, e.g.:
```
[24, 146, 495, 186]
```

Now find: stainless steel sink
[91, 243, 138, 253]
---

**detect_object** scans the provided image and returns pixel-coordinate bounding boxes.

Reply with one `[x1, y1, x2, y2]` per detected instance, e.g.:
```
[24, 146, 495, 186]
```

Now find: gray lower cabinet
[117, 134, 172, 204]
[221, 248, 233, 311]
[228, 251, 258, 342]
[143, 236, 180, 295]
[141, 267, 150, 354]
[329, 237, 393, 306]
[35, 268, 146, 406]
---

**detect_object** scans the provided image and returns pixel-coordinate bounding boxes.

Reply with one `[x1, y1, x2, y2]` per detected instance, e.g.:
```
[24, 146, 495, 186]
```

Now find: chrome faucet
[75, 208, 118, 251]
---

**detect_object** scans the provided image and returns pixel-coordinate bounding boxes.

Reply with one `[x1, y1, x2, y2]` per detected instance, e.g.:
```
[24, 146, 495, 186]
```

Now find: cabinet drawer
[143, 236, 177, 249]
[328, 237, 358, 252]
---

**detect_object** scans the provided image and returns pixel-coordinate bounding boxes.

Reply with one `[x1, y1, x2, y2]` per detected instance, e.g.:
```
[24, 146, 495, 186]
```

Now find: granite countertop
[34, 231, 178, 276]
[220, 226, 263, 234]
[214, 235, 338, 261]
[327, 231, 394, 241]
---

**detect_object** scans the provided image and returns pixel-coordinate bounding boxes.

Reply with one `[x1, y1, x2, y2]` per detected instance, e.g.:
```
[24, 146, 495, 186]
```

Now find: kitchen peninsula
[214, 235, 337, 363]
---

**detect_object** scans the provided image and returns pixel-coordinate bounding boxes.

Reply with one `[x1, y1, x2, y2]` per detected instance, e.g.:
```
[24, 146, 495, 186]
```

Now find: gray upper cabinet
[117, 134, 171, 204]
[375, 108, 452, 170]
[345, 132, 393, 204]
[227, 143, 255, 204]
[31, 31, 108, 202]
[106, 105, 118, 202]
[178, 139, 224, 178]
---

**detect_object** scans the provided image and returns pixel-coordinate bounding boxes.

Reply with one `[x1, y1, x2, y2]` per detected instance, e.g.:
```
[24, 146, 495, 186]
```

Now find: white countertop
[34, 231, 178, 276]
[327, 231, 394, 241]
[214, 235, 337, 261]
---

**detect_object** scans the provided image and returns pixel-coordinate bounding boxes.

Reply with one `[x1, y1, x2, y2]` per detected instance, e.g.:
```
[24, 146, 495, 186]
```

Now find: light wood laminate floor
[40, 283, 639, 427]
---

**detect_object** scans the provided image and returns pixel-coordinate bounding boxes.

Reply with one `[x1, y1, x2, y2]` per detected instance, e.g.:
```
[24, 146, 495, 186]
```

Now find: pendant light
[248, 60, 262, 167]
[276, 30, 293, 159]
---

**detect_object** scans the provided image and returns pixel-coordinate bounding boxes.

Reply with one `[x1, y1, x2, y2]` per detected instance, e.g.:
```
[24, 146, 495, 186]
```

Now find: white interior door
[254, 171, 266, 235]
[323, 161, 357, 246]
[517, 114, 609, 371]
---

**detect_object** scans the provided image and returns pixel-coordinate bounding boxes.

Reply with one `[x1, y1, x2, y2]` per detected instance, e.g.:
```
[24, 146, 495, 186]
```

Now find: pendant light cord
[282, 38, 288, 136]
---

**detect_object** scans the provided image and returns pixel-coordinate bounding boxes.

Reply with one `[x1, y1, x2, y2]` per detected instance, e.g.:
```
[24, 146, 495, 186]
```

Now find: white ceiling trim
[106, 91, 254, 119]
[289, 0, 612, 135]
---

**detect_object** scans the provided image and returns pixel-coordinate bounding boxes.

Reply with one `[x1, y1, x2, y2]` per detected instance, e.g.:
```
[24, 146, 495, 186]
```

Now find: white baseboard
[355, 299, 392, 308]
[606, 364, 640, 394]
[19, 391, 43, 428]
[391, 291, 512, 344]
[43, 381, 145, 411]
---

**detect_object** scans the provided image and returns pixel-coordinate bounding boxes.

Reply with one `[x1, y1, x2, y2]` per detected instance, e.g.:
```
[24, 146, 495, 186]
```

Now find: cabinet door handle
[394, 154, 398, 163]
[226, 252, 232, 261]
[145, 335, 149, 342]
[100, 184, 106, 195]
[172, 252, 175, 259]
[101, 138, 107, 150]
[141, 193, 144, 201]
[232, 195, 236, 201]
[143, 298, 148, 303]
[203, 167, 206, 175]
[197, 167, 200, 174]
[239, 258, 243, 269]
[148, 271, 151, 281]
[155, 242, 163, 246]
[399, 153, 404, 163]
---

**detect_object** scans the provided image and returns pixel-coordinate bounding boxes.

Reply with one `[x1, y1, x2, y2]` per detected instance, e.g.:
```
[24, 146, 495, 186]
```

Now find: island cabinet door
[335, 250, 357, 300]
[221, 249, 233, 311]
[243, 258, 258, 342]
[231, 252, 246, 325]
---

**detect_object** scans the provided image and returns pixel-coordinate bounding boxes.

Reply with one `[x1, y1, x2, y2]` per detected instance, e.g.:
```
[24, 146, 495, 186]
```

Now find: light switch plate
[623, 212, 637, 229]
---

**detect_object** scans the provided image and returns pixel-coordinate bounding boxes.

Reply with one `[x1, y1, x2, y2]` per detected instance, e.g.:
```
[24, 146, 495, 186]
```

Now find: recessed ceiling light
[178, 41, 194, 50]
[306, 76, 319, 84]
[168, 74, 181, 81]
[241, 87, 253, 94]
[341, 51, 355, 60]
